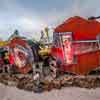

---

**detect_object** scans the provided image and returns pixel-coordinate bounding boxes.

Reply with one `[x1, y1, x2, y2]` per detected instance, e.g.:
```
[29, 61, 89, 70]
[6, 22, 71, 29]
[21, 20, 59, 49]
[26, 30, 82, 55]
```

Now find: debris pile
[0, 74, 100, 93]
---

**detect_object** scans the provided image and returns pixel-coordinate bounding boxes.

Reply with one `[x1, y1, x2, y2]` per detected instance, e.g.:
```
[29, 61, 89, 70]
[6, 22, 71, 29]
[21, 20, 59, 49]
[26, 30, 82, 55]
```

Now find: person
[3, 50, 10, 64]
[2, 50, 10, 73]
[63, 36, 74, 64]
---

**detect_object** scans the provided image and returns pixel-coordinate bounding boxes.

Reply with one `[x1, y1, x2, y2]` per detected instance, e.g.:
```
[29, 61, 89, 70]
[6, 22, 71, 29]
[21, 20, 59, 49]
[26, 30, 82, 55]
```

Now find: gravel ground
[0, 83, 100, 100]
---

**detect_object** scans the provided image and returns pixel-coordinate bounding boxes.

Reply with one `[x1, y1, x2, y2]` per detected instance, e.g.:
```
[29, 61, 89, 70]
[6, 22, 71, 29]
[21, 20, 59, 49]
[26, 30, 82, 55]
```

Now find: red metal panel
[63, 50, 100, 75]
[54, 16, 100, 40]
[50, 47, 64, 62]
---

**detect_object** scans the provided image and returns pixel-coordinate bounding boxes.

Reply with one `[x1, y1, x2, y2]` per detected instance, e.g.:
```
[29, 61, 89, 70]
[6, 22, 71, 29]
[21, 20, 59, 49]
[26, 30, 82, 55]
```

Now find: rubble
[0, 73, 100, 93]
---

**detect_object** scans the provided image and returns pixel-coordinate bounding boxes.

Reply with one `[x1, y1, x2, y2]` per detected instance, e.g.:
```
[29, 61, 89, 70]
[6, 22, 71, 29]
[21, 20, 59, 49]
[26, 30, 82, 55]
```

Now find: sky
[0, 0, 100, 40]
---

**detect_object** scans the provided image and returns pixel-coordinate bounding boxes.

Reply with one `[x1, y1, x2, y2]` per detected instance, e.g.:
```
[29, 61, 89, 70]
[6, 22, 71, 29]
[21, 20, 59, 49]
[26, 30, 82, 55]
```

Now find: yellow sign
[0, 41, 8, 46]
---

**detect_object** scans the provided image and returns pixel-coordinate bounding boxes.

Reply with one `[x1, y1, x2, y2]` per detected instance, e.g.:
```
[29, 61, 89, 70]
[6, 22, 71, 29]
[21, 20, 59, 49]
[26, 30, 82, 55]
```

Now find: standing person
[2, 50, 10, 73]
[63, 36, 74, 64]
[3, 50, 10, 64]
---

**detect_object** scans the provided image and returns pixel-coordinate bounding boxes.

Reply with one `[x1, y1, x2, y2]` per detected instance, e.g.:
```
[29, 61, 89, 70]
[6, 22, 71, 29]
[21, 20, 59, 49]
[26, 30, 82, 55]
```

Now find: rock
[52, 80, 61, 89]
[0, 73, 100, 93]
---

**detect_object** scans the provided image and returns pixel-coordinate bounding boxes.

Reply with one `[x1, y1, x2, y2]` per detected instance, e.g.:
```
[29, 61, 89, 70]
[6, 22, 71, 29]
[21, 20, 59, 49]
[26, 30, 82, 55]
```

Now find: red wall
[63, 50, 100, 75]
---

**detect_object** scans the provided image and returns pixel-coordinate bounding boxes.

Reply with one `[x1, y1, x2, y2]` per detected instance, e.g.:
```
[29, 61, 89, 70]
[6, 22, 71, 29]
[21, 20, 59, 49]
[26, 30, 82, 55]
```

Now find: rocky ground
[0, 73, 100, 100]
[0, 73, 100, 93]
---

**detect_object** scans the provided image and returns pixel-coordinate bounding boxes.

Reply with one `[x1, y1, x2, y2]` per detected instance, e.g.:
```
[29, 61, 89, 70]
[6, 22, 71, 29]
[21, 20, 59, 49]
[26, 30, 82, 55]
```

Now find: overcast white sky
[0, 0, 100, 40]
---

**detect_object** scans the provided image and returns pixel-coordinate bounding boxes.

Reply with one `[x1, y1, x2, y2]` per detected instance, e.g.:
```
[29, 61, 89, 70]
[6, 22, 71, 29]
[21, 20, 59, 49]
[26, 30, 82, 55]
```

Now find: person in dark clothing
[2, 50, 10, 64]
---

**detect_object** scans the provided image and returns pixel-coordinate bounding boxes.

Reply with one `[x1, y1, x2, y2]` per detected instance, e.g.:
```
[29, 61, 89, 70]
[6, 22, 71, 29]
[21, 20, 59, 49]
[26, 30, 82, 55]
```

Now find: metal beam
[73, 40, 99, 43]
